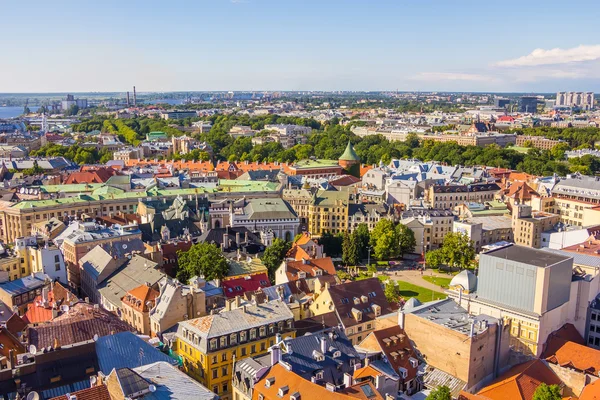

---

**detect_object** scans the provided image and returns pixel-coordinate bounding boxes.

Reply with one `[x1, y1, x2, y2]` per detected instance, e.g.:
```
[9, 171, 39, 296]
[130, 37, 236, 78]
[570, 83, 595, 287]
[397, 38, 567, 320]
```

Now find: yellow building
[283, 189, 351, 236]
[174, 299, 295, 400]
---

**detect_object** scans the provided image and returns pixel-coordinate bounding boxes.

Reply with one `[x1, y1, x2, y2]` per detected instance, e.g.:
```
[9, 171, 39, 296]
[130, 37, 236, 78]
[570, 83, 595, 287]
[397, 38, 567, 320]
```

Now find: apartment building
[173, 299, 294, 400]
[515, 135, 563, 150]
[59, 221, 142, 289]
[552, 174, 600, 226]
[512, 205, 560, 248]
[428, 183, 500, 209]
[309, 278, 393, 344]
[120, 284, 159, 335]
[149, 277, 220, 337]
[453, 216, 513, 252]
[0, 235, 67, 284]
[401, 209, 454, 249]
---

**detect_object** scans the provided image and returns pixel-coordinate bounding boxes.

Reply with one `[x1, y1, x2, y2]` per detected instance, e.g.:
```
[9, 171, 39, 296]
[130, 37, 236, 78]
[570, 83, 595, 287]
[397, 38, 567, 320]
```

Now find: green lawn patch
[422, 276, 453, 289]
[396, 280, 446, 303]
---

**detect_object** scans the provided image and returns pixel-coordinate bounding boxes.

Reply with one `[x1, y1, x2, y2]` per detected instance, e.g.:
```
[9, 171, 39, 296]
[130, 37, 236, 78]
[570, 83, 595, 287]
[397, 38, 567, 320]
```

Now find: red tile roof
[64, 167, 116, 184]
[222, 273, 271, 299]
[49, 384, 111, 400]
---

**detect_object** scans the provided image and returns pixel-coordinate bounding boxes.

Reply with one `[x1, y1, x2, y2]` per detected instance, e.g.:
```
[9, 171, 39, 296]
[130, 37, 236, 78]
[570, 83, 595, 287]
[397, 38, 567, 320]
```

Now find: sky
[1, 0, 600, 93]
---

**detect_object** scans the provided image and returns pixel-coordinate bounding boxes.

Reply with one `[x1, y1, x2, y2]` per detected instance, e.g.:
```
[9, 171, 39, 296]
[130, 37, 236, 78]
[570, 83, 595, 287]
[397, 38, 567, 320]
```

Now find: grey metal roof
[134, 361, 218, 400]
[178, 299, 294, 353]
[406, 298, 498, 336]
[96, 331, 177, 373]
[483, 244, 571, 268]
[280, 327, 360, 386]
[540, 247, 600, 268]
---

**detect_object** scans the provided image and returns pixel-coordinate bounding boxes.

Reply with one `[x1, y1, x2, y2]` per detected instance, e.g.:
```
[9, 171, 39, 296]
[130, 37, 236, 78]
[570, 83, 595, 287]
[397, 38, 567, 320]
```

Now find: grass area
[376, 261, 389, 267]
[422, 276, 453, 289]
[509, 146, 531, 153]
[429, 268, 459, 276]
[396, 280, 446, 303]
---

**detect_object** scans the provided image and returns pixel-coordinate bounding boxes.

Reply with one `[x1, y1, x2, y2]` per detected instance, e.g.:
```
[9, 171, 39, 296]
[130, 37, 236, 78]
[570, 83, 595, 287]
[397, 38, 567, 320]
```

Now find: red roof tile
[222, 273, 271, 299]
[49, 384, 111, 400]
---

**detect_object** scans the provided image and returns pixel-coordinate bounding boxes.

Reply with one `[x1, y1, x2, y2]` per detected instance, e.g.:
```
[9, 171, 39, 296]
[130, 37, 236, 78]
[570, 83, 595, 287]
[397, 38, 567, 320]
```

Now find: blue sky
[2, 0, 600, 93]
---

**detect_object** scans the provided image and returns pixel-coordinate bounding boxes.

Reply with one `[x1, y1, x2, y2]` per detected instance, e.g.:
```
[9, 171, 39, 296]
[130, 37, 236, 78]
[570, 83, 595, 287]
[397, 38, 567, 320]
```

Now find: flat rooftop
[483, 244, 571, 268]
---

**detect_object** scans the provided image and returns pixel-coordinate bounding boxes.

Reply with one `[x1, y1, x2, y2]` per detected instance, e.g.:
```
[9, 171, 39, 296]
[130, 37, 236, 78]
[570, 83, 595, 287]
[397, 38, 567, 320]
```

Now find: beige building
[401, 209, 454, 250]
[512, 205, 560, 248]
[401, 298, 510, 392]
[428, 183, 500, 210]
[149, 277, 208, 337]
[309, 278, 393, 344]
[120, 284, 159, 335]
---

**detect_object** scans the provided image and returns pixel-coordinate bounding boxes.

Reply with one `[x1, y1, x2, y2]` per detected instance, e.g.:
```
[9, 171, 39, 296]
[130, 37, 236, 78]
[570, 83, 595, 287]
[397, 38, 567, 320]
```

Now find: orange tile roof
[474, 359, 562, 400]
[215, 160, 289, 173]
[580, 379, 600, 400]
[122, 284, 159, 312]
[285, 257, 336, 281]
[355, 326, 418, 382]
[360, 165, 372, 178]
[505, 181, 540, 201]
[22, 283, 78, 324]
[252, 364, 382, 400]
[543, 325, 600, 377]
[49, 384, 111, 400]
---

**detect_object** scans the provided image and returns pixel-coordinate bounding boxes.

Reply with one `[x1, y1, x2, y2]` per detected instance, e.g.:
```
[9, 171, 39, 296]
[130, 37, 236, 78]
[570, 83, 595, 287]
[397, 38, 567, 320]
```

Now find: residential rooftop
[483, 243, 572, 268]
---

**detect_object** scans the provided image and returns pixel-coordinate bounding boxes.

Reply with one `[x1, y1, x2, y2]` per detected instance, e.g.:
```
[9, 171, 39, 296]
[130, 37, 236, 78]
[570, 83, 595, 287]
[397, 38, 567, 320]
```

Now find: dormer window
[409, 357, 418, 368]
[220, 336, 227, 347]
[209, 339, 217, 350]
[314, 370, 324, 380]
[240, 331, 247, 342]
[353, 297, 360, 305]
[265, 377, 275, 388]
[259, 326, 266, 337]
[278, 386, 289, 397]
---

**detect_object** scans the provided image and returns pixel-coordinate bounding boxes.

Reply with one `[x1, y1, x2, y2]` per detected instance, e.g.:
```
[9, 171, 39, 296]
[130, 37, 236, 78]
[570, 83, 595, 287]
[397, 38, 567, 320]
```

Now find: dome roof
[449, 270, 477, 292]
[339, 141, 360, 162]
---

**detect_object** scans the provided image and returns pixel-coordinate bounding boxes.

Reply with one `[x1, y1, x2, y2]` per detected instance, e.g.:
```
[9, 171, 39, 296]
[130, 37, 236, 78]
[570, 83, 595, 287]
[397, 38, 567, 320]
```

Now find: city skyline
[2, 0, 600, 93]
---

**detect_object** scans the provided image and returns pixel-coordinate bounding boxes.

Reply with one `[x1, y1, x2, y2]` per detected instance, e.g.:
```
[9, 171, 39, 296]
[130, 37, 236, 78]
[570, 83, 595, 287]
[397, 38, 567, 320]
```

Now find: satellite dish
[29, 345, 37, 355]
[122, 244, 127, 249]
[149, 385, 157, 393]
[26, 392, 40, 400]
[60, 305, 69, 313]
[93, 334, 99, 342]
[90, 376, 97, 385]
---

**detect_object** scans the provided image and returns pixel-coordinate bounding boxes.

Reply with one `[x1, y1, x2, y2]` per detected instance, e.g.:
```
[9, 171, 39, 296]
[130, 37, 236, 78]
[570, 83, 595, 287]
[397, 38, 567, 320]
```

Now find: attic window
[278, 386, 289, 397]
[341, 298, 349, 304]
[368, 292, 376, 298]
[409, 357, 418, 368]
[265, 377, 275, 388]
[353, 297, 360, 305]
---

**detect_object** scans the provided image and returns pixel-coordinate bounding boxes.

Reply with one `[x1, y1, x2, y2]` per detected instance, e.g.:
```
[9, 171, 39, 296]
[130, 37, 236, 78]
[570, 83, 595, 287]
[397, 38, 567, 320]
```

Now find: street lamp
[367, 246, 372, 268]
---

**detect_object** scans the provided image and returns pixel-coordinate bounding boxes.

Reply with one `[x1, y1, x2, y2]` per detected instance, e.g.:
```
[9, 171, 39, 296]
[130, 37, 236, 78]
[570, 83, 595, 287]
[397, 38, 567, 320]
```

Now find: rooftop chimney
[320, 335, 327, 354]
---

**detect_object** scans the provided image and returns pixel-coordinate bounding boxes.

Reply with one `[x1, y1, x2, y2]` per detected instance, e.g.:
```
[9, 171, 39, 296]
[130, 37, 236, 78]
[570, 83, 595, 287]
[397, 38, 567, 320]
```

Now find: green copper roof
[339, 141, 360, 162]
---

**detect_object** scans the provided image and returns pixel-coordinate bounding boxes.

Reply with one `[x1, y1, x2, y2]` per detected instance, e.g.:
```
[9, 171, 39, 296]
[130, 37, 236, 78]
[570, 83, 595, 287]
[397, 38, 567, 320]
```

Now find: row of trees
[30, 144, 112, 164]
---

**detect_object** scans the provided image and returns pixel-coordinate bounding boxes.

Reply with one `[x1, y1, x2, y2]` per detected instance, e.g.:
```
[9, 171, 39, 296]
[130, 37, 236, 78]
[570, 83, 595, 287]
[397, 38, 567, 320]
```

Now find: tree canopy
[261, 238, 292, 281]
[426, 385, 452, 400]
[425, 232, 475, 270]
[176, 243, 229, 282]
[532, 383, 562, 400]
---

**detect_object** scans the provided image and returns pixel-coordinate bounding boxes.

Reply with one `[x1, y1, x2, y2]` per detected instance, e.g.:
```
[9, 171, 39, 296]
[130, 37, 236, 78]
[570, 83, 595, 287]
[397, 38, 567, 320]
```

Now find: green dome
[339, 141, 360, 162]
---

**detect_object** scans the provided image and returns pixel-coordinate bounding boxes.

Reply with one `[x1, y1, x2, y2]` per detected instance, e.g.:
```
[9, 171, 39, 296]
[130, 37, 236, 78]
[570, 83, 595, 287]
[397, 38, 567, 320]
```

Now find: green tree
[65, 104, 79, 116]
[532, 383, 562, 400]
[426, 385, 452, 400]
[396, 223, 416, 257]
[319, 232, 343, 257]
[370, 219, 399, 260]
[23, 106, 31, 114]
[261, 238, 292, 281]
[440, 232, 475, 269]
[354, 223, 370, 260]
[425, 249, 444, 269]
[384, 281, 400, 304]
[176, 243, 229, 282]
[342, 232, 359, 266]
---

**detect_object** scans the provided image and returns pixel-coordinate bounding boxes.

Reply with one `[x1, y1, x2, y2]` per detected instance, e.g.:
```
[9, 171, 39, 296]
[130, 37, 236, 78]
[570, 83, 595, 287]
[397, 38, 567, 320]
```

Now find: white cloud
[495, 44, 600, 67]
[411, 72, 491, 82]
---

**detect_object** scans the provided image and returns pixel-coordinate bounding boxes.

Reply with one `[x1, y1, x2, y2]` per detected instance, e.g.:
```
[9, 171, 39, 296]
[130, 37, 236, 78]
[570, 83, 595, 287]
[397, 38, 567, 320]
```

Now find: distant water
[0, 106, 40, 119]
[147, 99, 186, 105]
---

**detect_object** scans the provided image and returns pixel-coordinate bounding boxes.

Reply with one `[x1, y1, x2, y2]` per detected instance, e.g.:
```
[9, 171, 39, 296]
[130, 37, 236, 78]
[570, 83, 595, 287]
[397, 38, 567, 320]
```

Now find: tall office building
[556, 92, 594, 110]
[494, 97, 510, 108]
[519, 96, 539, 113]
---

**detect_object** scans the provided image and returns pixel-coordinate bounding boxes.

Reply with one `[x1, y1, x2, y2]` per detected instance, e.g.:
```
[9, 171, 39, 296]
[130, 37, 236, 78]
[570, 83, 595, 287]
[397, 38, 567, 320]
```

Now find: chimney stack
[269, 344, 281, 367]
[343, 373, 352, 388]
[320, 335, 327, 354]
[133, 86, 137, 106]
[398, 311, 405, 330]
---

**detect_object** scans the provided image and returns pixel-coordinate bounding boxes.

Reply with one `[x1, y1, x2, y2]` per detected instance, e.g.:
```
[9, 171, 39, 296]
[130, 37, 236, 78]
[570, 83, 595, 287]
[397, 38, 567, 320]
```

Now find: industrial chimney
[133, 86, 137, 106]
[126, 91, 130, 107]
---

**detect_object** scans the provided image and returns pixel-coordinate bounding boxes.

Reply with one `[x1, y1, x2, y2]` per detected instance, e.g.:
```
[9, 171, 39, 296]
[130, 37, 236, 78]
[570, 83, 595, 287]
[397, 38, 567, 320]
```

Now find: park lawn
[397, 280, 446, 304]
[422, 276, 453, 289]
